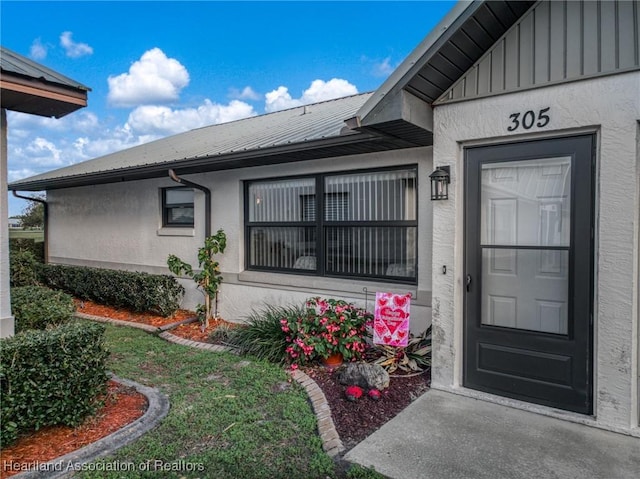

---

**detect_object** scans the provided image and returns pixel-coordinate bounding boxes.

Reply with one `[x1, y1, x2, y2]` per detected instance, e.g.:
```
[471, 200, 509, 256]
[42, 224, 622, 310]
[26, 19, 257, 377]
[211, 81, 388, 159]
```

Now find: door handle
[466, 274, 472, 292]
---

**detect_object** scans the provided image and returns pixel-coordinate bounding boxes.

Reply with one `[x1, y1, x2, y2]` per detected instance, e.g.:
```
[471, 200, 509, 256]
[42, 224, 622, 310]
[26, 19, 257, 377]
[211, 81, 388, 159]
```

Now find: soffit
[0, 46, 90, 118]
[358, 0, 536, 133]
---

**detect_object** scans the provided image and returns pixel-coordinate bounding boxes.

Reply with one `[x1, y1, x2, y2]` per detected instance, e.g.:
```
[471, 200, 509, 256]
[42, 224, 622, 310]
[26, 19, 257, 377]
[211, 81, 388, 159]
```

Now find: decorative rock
[368, 389, 381, 401]
[337, 362, 390, 391]
[345, 385, 363, 401]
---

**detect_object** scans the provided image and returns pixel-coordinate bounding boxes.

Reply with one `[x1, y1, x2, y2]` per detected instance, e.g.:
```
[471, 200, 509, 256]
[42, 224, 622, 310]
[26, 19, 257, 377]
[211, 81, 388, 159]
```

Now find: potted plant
[281, 297, 372, 369]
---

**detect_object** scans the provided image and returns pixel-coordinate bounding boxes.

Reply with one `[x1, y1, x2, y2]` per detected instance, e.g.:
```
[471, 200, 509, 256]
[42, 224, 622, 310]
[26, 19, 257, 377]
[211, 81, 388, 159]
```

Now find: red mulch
[1, 380, 147, 479]
[74, 299, 195, 327]
[169, 318, 240, 342]
[70, 302, 430, 454]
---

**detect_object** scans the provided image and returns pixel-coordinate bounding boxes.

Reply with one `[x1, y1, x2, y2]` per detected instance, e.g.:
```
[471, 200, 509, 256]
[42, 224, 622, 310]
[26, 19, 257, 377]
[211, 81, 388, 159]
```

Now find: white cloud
[24, 138, 63, 167]
[29, 38, 47, 60]
[8, 168, 38, 183]
[372, 57, 394, 77]
[8, 111, 99, 135]
[265, 78, 358, 113]
[107, 48, 190, 108]
[265, 86, 300, 113]
[60, 31, 93, 58]
[126, 99, 256, 136]
[229, 86, 261, 101]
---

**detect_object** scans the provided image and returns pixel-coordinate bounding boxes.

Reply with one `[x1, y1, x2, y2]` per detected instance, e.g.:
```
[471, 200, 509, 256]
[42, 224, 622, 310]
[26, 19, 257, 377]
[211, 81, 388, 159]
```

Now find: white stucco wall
[431, 71, 640, 434]
[47, 146, 434, 332]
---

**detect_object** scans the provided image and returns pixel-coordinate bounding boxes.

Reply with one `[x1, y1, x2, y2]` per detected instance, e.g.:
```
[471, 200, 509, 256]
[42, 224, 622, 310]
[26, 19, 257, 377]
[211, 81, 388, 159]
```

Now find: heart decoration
[377, 295, 389, 307]
[373, 292, 411, 347]
[393, 294, 410, 308]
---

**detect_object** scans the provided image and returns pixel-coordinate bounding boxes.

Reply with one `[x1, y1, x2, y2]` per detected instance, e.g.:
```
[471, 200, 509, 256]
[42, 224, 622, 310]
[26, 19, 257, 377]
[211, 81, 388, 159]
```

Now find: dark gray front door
[464, 135, 594, 414]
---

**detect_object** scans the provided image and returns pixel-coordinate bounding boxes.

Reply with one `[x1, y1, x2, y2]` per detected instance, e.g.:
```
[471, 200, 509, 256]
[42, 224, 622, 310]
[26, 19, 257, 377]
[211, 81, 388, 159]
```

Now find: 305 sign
[507, 107, 550, 131]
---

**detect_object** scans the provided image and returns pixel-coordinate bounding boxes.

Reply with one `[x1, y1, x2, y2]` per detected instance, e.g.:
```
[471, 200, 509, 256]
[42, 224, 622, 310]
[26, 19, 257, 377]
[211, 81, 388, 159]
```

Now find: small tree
[167, 229, 227, 327]
[19, 195, 45, 229]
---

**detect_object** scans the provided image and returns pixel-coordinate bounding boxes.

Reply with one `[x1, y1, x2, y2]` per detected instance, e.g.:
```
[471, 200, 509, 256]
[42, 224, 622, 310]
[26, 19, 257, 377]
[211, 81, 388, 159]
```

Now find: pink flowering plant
[280, 297, 373, 368]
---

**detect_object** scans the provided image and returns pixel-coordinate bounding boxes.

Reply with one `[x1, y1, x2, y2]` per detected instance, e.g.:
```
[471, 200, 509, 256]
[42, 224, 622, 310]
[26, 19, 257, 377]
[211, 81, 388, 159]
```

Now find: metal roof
[10, 92, 419, 191]
[1, 46, 91, 91]
[356, 0, 536, 133]
[1, 46, 91, 118]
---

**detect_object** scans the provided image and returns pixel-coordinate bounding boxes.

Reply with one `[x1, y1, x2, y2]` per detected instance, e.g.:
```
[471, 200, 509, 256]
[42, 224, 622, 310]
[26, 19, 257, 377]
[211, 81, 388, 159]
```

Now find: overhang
[9, 133, 409, 192]
[8, 92, 421, 192]
[353, 0, 536, 141]
[1, 46, 90, 118]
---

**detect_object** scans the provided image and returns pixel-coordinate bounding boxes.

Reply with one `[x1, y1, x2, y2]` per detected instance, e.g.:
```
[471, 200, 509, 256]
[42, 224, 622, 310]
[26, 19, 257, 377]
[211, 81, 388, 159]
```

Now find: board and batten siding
[435, 0, 640, 104]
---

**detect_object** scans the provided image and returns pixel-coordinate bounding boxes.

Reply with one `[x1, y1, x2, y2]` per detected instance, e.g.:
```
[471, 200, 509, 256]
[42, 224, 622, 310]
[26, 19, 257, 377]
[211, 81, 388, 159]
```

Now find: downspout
[12, 191, 48, 263]
[168, 170, 216, 316]
[168, 169, 211, 238]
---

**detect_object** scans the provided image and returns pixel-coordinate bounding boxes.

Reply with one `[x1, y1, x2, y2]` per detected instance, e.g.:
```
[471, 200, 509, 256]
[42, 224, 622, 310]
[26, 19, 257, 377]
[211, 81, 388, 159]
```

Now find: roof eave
[1, 71, 89, 118]
[9, 131, 416, 192]
[356, 0, 477, 126]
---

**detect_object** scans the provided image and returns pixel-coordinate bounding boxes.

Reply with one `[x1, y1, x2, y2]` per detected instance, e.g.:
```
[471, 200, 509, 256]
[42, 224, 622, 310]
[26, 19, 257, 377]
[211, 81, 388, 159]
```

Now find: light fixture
[429, 166, 450, 200]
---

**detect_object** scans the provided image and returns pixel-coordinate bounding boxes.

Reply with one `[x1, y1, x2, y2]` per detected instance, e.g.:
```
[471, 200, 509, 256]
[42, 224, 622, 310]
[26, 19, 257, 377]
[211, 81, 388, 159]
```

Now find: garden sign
[373, 292, 411, 347]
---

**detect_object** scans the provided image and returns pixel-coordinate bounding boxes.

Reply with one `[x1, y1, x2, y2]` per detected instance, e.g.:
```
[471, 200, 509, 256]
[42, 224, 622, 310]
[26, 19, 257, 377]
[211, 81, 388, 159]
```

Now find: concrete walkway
[344, 389, 640, 479]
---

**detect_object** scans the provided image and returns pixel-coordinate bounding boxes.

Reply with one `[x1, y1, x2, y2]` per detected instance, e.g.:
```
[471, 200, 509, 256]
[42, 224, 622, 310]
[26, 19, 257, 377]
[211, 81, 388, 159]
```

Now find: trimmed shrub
[226, 305, 304, 364]
[9, 250, 41, 287]
[40, 264, 184, 316]
[0, 321, 109, 447]
[9, 238, 44, 263]
[11, 286, 75, 333]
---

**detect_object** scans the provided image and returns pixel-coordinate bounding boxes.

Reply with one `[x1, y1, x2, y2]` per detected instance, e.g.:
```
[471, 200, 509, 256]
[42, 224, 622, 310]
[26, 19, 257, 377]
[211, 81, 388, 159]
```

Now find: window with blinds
[245, 166, 417, 282]
[162, 187, 194, 227]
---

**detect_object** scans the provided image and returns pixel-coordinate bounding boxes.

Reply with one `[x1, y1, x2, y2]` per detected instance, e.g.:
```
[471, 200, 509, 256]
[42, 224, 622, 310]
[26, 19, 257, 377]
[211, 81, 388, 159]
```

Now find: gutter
[168, 170, 211, 238]
[12, 191, 48, 263]
[8, 132, 383, 192]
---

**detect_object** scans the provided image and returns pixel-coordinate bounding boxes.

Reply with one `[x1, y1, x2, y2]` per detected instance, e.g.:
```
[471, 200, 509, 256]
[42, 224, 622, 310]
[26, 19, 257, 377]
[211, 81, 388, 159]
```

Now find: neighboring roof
[1, 46, 91, 91]
[355, 0, 535, 134]
[1, 46, 90, 118]
[10, 92, 420, 191]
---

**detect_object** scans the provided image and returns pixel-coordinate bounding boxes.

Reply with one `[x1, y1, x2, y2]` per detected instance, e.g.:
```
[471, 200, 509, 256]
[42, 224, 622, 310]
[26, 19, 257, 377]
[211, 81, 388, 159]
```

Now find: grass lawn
[76, 324, 361, 479]
[8, 229, 44, 242]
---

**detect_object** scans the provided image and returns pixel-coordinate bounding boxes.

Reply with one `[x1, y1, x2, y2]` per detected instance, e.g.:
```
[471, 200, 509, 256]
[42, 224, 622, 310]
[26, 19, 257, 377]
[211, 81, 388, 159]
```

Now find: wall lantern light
[429, 166, 451, 200]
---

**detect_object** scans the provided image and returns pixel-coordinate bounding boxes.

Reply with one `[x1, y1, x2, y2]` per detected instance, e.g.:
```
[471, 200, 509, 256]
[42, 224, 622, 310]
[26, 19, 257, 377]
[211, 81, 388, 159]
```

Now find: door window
[480, 157, 571, 334]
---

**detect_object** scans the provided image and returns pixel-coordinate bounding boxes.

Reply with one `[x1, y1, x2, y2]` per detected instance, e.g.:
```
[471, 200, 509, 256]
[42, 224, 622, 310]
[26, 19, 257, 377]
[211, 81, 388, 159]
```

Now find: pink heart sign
[373, 292, 411, 347]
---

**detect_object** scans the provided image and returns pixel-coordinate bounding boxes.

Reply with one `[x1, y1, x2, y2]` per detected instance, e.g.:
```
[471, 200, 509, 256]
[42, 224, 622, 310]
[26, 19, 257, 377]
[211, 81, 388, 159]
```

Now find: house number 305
[507, 107, 550, 131]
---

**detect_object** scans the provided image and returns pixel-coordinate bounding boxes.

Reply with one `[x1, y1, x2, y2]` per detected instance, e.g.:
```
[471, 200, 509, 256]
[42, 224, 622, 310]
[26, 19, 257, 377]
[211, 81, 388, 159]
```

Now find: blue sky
[2, 1, 455, 216]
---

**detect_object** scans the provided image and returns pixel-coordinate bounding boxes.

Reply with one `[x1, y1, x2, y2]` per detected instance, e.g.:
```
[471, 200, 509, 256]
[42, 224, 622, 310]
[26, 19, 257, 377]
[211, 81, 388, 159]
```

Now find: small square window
[163, 187, 194, 227]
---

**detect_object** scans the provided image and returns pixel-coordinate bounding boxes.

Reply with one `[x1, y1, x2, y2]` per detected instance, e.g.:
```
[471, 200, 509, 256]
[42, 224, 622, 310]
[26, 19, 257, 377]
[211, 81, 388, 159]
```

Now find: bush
[282, 298, 372, 367]
[0, 321, 109, 447]
[226, 305, 304, 364]
[9, 238, 44, 263]
[9, 250, 41, 287]
[11, 286, 75, 333]
[40, 264, 184, 316]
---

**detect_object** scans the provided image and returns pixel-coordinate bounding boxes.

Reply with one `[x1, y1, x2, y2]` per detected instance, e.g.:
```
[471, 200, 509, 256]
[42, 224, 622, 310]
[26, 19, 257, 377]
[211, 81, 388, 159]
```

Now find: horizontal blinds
[165, 188, 194, 205]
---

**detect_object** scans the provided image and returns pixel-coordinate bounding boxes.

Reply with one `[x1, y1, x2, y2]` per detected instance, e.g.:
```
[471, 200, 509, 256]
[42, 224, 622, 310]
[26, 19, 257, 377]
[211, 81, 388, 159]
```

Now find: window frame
[244, 165, 418, 284]
[162, 186, 195, 228]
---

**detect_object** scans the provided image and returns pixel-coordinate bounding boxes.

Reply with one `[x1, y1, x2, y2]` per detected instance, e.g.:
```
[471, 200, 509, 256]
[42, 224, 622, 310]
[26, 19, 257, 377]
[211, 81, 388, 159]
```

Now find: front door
[464, 135, 594, 414]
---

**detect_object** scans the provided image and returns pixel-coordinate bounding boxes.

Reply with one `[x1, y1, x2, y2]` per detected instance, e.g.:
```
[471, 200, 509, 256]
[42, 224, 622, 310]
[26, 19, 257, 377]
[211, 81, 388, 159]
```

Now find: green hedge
[11, 286, 75, 333]
[9, 238, 44, 263]
[0, 322, 109, 447]
[9, 250, 41, 287]
[40, 264, 184, 317]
